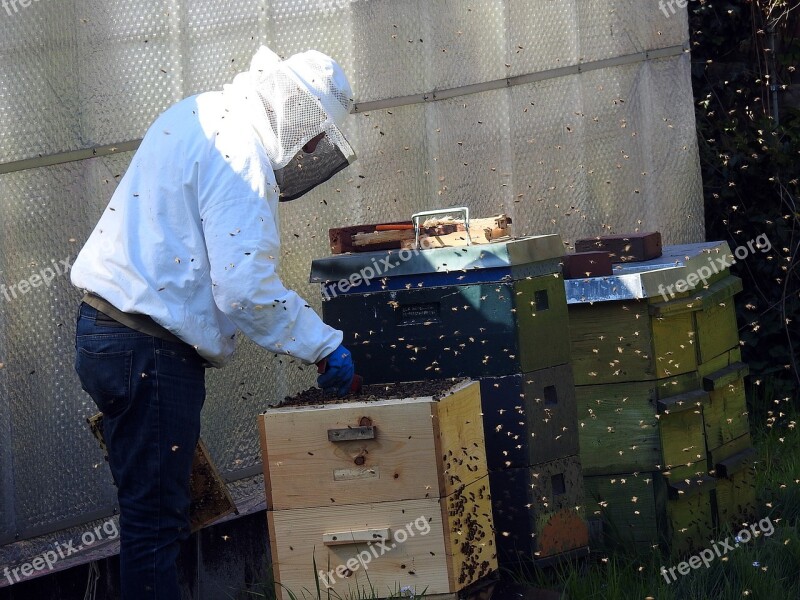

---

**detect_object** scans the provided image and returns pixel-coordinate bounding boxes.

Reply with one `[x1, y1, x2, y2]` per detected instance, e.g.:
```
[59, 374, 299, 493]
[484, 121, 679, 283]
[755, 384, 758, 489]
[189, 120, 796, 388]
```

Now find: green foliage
[690, 0, 800, 408]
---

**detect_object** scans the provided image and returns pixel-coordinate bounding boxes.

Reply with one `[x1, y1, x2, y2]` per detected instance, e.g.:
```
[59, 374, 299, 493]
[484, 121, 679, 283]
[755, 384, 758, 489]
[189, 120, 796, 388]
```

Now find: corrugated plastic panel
[0, 156, 129, 533]
[424, 89, 515, 219]
[509, 75, 589, 242]
[508, 0, 580, 76]
[426, 0, 509, 91]
[350, 0, 429, 103]
[641, 54, 704, 244]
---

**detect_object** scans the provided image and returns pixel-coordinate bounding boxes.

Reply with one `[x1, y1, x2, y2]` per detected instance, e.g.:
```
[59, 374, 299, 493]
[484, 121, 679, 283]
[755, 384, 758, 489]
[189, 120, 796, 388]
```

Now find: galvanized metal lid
[565, 241, 734, 304]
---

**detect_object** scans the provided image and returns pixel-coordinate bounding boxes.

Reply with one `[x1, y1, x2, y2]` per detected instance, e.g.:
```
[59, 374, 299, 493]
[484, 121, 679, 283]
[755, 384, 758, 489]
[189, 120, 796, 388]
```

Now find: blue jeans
[75, 303, 206, 599]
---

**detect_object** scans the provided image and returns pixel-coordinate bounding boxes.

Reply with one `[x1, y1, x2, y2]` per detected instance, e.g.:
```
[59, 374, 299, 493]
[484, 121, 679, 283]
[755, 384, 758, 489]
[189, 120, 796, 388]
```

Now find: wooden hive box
[312, 235, 572, 383]
[258, 379, 497, 600]
[576, 347, 748, 478]
[575, 372, 708, 478]
[709, 434, 758, 527]
[584, 471, 716, 556]
[489, 456, 589, 565]
[479, 365, 579, 470]
[568, 275, 742, 386]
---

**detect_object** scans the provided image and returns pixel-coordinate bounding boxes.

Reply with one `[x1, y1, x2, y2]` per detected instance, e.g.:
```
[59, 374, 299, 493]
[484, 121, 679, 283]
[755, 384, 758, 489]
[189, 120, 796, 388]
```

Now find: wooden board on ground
[87, 413, 237, 532]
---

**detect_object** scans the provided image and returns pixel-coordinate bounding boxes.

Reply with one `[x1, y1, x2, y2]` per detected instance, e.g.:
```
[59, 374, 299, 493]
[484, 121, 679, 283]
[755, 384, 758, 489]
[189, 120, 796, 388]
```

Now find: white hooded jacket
[71, 48, 352, 367]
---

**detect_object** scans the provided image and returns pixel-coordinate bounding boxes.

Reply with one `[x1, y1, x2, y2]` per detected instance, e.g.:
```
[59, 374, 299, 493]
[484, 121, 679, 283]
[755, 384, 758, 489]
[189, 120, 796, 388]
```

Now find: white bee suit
[71, 47, 355, 367]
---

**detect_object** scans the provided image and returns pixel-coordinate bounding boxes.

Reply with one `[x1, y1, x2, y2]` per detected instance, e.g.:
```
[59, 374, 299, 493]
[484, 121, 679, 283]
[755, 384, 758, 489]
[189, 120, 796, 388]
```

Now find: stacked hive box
[565, 241, 757, 554]
[258, 380, 495, 599]
[312, 235, 589, 566]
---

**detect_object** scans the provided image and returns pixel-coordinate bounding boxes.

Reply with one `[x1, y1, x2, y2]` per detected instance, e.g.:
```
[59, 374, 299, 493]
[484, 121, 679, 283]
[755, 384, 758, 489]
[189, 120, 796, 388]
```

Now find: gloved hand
[316, 344, 356, 397]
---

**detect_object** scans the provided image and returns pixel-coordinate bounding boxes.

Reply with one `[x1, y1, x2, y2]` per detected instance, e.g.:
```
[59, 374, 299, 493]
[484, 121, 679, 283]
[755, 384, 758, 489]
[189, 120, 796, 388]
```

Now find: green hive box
[566, 242, 754, 548]
[583, 471, 716, 556]
[311, 235, 571, 381]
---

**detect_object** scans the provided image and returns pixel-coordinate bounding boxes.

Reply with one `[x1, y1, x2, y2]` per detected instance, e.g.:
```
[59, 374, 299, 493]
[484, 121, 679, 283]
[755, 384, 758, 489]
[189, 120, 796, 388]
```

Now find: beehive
[566, 241, 755, 549]
[583, 471, 716, 556]
[489, 456, 588, 563]
[315, 235, 571, 380]
[258, 379, 496, 599]
[312, 235, 589, 566]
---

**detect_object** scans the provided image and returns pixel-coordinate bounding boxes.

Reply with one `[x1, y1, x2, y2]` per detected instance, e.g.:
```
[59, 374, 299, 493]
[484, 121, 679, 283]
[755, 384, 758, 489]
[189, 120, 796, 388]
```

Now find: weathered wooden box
[480, 365, 579, 470]
[489, 456, 588, 564]
[584, 471, 716, 556]
[258, 380, 497, 599]
[709, 434, 758, 527]
[312, 235, 571, 382]
[568, 274, 742, 386]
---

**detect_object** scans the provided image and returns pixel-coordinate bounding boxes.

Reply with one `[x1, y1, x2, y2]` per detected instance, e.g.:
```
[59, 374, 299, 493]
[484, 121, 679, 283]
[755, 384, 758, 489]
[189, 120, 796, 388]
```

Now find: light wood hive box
[258, 379, 496, 600]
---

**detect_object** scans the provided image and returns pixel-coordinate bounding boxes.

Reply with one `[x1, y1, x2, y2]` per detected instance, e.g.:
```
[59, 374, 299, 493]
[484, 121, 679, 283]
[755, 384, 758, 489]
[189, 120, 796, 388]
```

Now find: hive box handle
[327, 426, 376, 442]
[323, 528, 391, 546]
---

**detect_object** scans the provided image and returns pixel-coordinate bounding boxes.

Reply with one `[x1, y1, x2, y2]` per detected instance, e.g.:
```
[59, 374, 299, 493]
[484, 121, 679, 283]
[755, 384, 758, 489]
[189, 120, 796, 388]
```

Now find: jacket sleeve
[199, 182, 343, 365]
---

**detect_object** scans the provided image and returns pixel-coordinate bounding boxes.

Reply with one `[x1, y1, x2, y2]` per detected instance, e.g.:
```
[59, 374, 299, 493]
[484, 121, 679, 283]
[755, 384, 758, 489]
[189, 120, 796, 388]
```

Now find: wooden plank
[702, 362, 750, 391]
[568, 301, 655, 385]
[490, 457, 587, 564]
[329, 222, 412, 254]
[695, 301, 740, 364]
[651, 311, 698, 378]
[664, 474, 716, 501]
[657, 389, 710, 415]
[434, 381, 489, 498]
[583, 473, 665, 546]
[440, 478, 496, 590]
[715, 447, 758, 479]
[353, 229, 416, 247]
[708, 433, 753, 471]
[659, 408, 708, 480]
[697, 347, 742, 379]
[648, 276, 743, 317]
[574, 232, 662, 263]
[513, 275, 572, 372]
[268, 498, 451, 600]
[260, 398, 441, 510]
[562, 251, 613, 279]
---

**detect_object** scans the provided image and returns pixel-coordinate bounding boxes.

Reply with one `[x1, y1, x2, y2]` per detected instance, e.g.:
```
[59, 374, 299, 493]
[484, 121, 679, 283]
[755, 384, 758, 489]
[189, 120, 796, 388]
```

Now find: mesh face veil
[232, 46, 356, 201]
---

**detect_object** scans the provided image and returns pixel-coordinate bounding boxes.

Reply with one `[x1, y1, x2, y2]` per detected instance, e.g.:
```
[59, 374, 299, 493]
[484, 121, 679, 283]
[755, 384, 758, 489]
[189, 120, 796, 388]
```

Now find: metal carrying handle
[411, 207, 472, 250]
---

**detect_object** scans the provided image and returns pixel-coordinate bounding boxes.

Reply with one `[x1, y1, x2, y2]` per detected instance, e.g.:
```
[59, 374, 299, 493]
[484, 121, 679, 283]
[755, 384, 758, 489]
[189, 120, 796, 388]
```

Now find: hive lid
[565, 241, 733, 304]
[309, 234, 564, 284]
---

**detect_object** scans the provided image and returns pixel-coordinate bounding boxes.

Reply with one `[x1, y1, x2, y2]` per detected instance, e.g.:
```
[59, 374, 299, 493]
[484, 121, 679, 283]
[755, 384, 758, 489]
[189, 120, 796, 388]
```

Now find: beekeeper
[71, 46, 356, 600]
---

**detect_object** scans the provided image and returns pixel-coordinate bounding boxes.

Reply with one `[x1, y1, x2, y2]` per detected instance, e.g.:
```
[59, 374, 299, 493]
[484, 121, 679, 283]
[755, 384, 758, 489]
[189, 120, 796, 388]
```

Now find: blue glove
[316, 344, 355, 397]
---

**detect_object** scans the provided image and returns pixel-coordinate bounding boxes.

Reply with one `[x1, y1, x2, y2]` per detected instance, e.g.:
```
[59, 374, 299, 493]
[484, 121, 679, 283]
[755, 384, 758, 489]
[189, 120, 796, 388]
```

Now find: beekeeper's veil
[233, 46, 356, 201]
